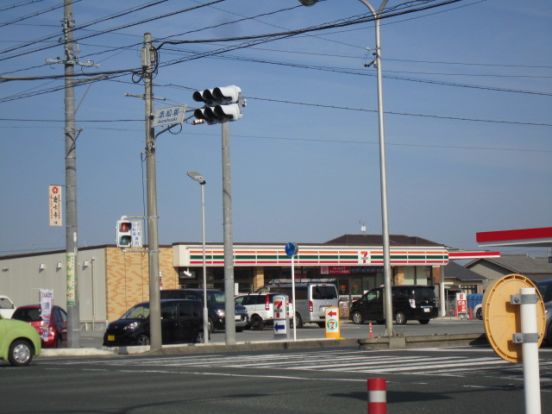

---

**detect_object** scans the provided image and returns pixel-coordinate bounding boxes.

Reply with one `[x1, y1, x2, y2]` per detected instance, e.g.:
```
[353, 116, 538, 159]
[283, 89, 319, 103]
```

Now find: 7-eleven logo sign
[358, 250, 371, 265]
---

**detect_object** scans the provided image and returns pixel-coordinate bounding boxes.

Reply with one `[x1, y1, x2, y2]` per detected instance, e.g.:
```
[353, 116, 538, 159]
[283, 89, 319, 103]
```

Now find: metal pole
[291, 254, 297, 341]
[520, 287, 542, 414]
[64, 0, 80, 348]
[440, 265, 447, 317]
[360, 0, 394, 337]
[200, 183, 209, 344]
[222, 122, 236, 344]
[91, 257, 96, 332]
[143, 32, 162, 351]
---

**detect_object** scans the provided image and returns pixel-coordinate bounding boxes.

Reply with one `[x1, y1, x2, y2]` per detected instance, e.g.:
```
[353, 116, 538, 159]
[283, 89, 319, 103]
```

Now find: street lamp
[187, 170, 209, 344]
[299, 0, 394, 336]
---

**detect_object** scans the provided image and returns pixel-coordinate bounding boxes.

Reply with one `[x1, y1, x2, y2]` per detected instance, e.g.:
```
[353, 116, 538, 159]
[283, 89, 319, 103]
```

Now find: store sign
[48, 185, 62, 226]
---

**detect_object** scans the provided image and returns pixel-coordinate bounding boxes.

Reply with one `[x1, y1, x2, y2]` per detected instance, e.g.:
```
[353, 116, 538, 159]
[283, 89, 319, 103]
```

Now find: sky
[0, 0, 551, 257]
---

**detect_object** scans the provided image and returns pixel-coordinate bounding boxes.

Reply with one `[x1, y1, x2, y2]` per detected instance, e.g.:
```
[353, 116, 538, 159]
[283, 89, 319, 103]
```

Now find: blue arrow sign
[285, 242, 298, 257]
[274, 322, 286, 332]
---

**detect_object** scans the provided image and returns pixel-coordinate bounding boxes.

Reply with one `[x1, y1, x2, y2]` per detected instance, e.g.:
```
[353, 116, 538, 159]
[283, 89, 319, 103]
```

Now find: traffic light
[116, 217, 132, 248]
[192, 85, 245, 124]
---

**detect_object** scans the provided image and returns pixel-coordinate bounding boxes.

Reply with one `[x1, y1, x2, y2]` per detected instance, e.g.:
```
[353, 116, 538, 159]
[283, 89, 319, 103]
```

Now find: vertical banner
[66, 252, 76, 305]
[48, 185, 63, 226]
[131, 219, 143, 248]
[39, 289, 54, 341]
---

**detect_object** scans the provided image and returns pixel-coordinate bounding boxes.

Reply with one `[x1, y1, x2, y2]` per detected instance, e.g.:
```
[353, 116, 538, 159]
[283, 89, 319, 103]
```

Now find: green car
[0, 316, 41, 366]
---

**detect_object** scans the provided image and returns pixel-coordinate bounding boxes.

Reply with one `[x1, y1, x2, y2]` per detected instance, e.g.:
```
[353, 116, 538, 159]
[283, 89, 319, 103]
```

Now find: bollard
[368, 321, 374, 339]
[367, 377, 387, 414]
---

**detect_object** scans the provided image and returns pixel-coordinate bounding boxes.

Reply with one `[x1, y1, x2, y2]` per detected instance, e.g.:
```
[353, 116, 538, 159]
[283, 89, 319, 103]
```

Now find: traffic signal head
[192, 85, 244, 124]
[116, 218, 132, 248]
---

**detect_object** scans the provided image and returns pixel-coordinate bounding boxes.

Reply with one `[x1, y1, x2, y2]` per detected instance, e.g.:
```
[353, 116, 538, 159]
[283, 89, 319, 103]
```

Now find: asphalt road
[2, 345, 551, 413]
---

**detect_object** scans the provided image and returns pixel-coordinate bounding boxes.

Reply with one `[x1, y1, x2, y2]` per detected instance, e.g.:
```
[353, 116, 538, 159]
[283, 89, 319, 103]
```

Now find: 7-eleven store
[173, 242, 451, 298]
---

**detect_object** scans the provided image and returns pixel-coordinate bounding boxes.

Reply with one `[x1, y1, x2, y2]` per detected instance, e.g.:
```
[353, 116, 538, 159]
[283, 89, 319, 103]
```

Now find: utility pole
[64, 0, 80, 348]
[221, 122, 236, 344]
[142, 32, 162, 351]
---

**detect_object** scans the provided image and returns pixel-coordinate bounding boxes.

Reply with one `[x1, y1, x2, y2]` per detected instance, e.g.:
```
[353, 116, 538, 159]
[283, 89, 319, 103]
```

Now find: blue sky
[0, 0, 551, 256]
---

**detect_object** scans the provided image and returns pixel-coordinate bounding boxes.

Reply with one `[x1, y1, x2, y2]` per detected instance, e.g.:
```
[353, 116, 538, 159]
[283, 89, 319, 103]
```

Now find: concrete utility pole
[142, 32, 162, 351]
[63, 0, 80, 348]
[221, 122, 236, 344]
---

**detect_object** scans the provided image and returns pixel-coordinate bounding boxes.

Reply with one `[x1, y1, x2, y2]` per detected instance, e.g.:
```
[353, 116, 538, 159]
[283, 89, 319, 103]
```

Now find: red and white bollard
[368, 321, 374, 339]
[367, 378, 387, 414]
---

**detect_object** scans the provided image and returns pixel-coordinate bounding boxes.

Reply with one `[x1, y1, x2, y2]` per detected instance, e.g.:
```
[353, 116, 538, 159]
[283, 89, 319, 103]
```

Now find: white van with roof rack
[262, 279, 338, 328]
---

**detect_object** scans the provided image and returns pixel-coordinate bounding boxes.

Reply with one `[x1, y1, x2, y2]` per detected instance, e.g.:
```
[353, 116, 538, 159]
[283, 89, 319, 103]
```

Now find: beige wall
[105, 247, 178, 321]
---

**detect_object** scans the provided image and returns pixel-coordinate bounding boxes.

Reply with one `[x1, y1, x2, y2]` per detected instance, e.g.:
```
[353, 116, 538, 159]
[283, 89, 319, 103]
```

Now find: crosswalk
[59, 348, 552, 379]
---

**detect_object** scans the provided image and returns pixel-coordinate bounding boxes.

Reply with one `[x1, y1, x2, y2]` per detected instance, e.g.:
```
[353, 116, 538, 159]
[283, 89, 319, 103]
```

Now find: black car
[537, 279, 552, 345]
[350, 285, 438, 325]
[161, 288, 248, 333]
[103, 299, 203, 346]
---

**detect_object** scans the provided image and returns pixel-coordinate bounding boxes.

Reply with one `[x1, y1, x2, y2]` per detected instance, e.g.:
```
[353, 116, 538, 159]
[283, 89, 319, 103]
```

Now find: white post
[291, 254, 297, 341]
[520, 287, 541, 414]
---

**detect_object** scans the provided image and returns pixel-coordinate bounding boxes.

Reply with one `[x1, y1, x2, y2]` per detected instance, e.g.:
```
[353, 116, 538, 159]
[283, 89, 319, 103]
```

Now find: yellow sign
[483, 274, 546, 363]
[325, 306, 341, 339]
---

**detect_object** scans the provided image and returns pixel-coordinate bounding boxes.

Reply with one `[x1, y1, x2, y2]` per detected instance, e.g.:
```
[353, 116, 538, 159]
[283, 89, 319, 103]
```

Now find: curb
[358, 333, 488, 350]
[40, 334, 487, 358]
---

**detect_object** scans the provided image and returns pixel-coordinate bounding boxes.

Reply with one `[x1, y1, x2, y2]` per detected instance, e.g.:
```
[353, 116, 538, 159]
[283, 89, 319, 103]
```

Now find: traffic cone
[368, 321, 374, 339]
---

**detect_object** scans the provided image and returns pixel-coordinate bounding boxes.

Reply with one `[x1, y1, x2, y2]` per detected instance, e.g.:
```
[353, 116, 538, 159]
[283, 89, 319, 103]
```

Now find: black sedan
[103, 299, 203, 346]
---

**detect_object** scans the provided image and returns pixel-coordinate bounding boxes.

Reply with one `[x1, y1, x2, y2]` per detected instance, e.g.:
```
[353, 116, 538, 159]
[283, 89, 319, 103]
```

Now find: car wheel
[8, 339, 33, 367]
[419, 319, 430, 325]
[294, 312, 303, 329]
[136, 334, 150, 346]
[250, 315, 263, 330]
[395, 312, 407, 325]
[475, 307, 483, 320]
[351, 311, 364, 325]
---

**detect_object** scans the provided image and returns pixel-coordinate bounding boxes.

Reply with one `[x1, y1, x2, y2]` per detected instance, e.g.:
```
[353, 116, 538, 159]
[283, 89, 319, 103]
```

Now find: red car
[12, 305, 67, 348]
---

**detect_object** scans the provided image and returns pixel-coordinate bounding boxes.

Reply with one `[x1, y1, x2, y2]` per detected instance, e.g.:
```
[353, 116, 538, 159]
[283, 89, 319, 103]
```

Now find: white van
[264, 282, 338, 328]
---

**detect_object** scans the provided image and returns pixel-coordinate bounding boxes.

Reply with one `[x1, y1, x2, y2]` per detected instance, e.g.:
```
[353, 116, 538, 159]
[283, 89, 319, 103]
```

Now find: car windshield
[413, 288, 435, 302]
[121, 304, 150, 319]
[12, 307, 41, 322]
[538, 282, 552, 302]
[208, 292, 225, 305]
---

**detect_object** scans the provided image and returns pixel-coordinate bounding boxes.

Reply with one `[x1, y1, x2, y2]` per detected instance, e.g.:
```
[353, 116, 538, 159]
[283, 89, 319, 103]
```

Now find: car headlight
[216, 309, 225, 318]
[123, 321, 139, 331]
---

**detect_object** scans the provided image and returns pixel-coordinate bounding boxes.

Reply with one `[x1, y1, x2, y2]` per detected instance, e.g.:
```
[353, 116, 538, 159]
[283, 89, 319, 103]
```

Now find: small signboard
[130, 219, 143, 248]
[273, 294, 289, 338]
[48, 185, 62, 226]
[325, 306, 341, 339]
[152, 105, 186, 127]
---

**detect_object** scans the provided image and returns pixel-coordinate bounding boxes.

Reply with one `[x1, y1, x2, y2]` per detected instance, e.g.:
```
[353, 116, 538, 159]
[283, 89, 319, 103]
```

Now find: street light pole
[300, 0, 393, 335]
[187, 171, 209, 344]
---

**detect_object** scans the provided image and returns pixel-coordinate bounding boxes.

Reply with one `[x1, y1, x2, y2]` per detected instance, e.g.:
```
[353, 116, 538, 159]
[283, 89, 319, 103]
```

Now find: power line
[0, 0, 46, 13]
[0, 0, 226, 63]
[0, 0, 82, 29]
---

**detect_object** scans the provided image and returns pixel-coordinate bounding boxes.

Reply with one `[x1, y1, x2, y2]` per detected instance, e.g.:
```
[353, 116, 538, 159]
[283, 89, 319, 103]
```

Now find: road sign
[325, 306, 341, 339]
[48, 185, 62, 226]
[273, 294, 289, 338]
[285, 242, 298, 257]
[152, 105, 186, 127]
[483, 273, 546, 362]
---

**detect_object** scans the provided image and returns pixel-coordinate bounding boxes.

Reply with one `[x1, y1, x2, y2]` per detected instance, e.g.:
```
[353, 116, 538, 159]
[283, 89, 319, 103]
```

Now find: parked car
[263, 282, 339, 328]
[103, 298, 204, 346]
[350, 285, 438, 325]
[0, 315, 41, 366]
[161, 289, 248, 333]
[12, 304, 67, 348]
[537, 279, 552, 346]
[0, 295, 16, 319]
[235, 292, 290, 330]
